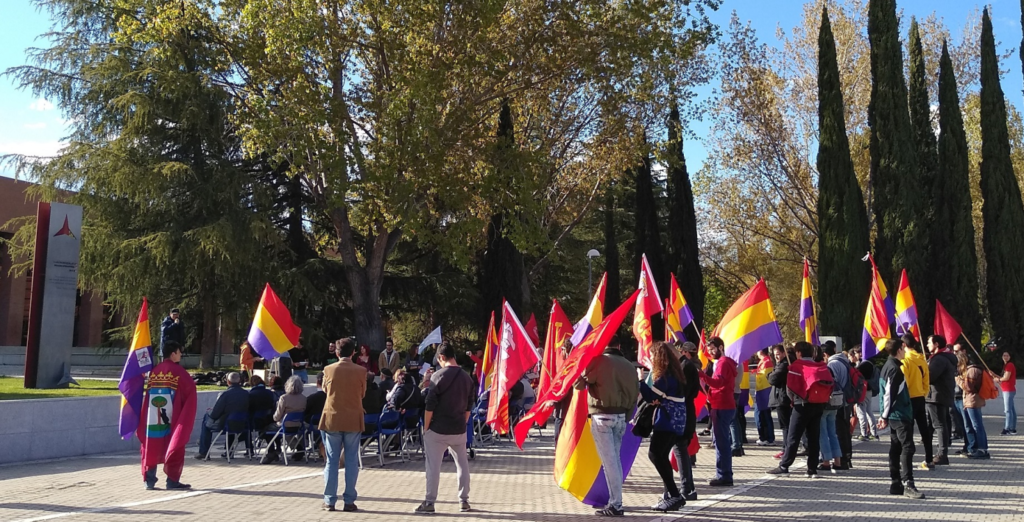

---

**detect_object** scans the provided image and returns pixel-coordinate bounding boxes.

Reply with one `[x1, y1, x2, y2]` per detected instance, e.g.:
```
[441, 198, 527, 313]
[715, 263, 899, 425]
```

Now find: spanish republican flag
[714, 279, 783, 365]
[665, 273, 695, 342]
[247, 284, 302, 360]
[633, 254, 664, 368]
[799, 259, 820, 345]
[894, 269, 920, 341]
[118, 298, 154, 440]
[479, 311, 500, 395]
[570, 273, 606, 346]
[861, 255, 893, 359]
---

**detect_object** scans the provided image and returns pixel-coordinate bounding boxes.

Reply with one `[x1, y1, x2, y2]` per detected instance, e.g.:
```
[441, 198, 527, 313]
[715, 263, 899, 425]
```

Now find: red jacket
[700, 356, 737, 410]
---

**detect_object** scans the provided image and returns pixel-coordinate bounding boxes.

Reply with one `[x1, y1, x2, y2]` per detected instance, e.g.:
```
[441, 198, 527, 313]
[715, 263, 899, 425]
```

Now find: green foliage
[867, 0, 928, 293]
[816, 6, 871, 346]
[907, 17, 938, 333]
[934, 41, 982, 346]
[979, 8, 1024, 356]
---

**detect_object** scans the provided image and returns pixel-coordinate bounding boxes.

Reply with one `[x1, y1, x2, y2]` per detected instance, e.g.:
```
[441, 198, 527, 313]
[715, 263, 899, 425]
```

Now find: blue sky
[2, 0, 1022, 179]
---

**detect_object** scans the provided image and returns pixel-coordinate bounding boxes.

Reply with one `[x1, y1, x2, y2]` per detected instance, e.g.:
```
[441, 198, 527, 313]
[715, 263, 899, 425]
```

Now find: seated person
[379, 368, 396, 395]
[383, 370, 422, 429]
[196, 372, 249, 458]
[247, 375, 277, 453]
[269, 375, 286, 401]
[362, 373, 383, 418]
[260, 375, 307, 464]
[509, 378, 525, 407]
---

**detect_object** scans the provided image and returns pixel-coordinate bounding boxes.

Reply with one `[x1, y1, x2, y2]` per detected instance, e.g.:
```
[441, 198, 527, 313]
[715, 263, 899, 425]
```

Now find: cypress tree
[632, 143, 666, 336]
[867, 0, 928, 291]
[604, 186, 621, 312]
[934, 41, 982, 346]
[907, 17, 937, 334]
[666, 104, 704, 334]
[817, 6, 872, 346]
[479, 101, 528, 320]
[979, 8, 1024, 354]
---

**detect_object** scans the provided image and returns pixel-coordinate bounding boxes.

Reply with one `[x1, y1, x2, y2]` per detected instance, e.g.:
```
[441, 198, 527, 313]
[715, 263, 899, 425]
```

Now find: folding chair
[376, 409, 404, 467]
[205, 411, 249, 462]
[248, 409, 274, 460]
[264, 411, 307, 466]
[400, 408, 422, 458]
[358, 413, 380, 469]
[304, 414, 323, 463]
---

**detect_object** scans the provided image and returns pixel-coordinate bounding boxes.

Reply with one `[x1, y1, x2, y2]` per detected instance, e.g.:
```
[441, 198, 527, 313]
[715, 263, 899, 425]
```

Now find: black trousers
[733, 393, 746, 447]
[670, 433, 696, 497]
[780, 403, 824, 473]
[889, 419, 916, 484]
[650, 431, 681, 497]
[836, 404, 853, 464]
[911, 397, 933, 462]
[775, 403, 792, 449]
[925, 402, 951, 456]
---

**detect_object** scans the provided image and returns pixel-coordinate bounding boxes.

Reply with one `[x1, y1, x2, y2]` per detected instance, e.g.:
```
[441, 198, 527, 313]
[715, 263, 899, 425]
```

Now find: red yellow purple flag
[118, 298, 154, 440]
[247, 283, 302, 360]
[714, 279, 783, 365]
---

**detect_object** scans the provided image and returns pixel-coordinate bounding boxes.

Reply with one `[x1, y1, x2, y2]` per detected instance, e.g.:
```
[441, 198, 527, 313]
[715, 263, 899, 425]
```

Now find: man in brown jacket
[379, 338, 403, 376]
[319, 338, 367, 512]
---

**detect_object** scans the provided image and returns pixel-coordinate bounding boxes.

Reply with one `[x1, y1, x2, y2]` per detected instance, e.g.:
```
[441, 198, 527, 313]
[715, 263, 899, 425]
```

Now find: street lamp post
[586, 249, 601, 295]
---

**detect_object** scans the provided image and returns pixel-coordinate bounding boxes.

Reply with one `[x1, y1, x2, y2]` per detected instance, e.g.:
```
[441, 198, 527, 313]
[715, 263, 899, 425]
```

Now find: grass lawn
[0, 376, 223, 400]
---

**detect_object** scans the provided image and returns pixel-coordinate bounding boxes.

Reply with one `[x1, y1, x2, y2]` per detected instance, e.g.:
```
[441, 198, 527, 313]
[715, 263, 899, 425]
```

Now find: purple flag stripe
[581, 426, 643, 507]
[799, 296, 815, 323]
[248, 323, 287, 361]
[724, 321, 784, 368]
[861, 327, 878, 359]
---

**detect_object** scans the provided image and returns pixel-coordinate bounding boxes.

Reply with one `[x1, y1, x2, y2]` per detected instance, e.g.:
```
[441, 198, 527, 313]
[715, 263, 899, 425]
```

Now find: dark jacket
[926, 351, 957, 406]
[681, 357, 701, 439]
[160, 316, 185, 353]
[362, 382, 383, 415]
[879, 356, 912, 422]
[248, 384, 277, 429]
[857, 360, 879, 397]
[210, 384, 250, 430]
[767, 358, 790, 408]
[304, 390, 327, 424]
[387, 376, 422, 412]
[640, 374, 685, 435]
[425, 365, 475, 435]
[577, 348, 639, 415]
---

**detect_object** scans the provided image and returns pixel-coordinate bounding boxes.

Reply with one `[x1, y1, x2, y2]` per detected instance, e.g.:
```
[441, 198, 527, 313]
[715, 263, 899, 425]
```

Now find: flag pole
[956, 334, 995, 374]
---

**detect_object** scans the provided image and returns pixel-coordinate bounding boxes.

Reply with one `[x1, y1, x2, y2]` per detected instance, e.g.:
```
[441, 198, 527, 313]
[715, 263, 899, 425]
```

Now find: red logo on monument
[54, 216, 76, 239]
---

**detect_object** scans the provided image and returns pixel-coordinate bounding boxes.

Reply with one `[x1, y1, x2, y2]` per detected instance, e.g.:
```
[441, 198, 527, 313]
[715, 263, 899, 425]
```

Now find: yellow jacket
[901, 349, 930, 398]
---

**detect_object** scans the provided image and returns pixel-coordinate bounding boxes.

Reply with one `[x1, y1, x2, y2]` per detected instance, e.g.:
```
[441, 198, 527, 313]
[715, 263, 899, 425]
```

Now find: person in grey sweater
[926, 335, 958, 466]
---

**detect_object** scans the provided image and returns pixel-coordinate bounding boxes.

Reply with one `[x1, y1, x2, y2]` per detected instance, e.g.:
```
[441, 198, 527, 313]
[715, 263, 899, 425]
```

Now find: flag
[894, 269, 920, 341]
[118, 298, 154, 440]
[934, 300, 963, 345]
[861, 256, 893, 359]
[633, 254, 664, 368]
[417, 326, 442, 352]
[526, 313, 541, 347]
[554, 388, 643, 507]
[665, 273, 695, 343]
[247, 283, 302, 360]
[512, 300, 573, 448]
[714, 279, 784, 365]
[697, 329, 710, 370]
[479, 312, 500, 395]
[487, 301, 541, 435]
[514, 291, 639, 449]
[799, 259, 820, 345]
[570, 273, 607, 346]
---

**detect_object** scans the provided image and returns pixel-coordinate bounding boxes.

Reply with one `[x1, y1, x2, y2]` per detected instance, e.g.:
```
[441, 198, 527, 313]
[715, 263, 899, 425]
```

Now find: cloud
[0, 140, 63, 158]
[29, 98, 54, 111]
[23, 122, 47, 130]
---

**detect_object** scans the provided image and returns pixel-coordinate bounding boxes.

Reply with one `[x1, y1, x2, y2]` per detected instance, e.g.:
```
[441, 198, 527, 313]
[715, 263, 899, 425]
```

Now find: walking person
[767, 344, 791, 459]
[697, 337, 737, 487]
[575, 336, 639, 516]
[901, 335, 933, 468]
[319, 338, 367, 512]
[674, 342, 701, 501]
[767, 341, 825, 478]
[957, 351, 991, 459]
[878, 339, 924, 499]
[640, 342, 689, 512]
[416, 344, 475, 514]
[850, 346, 879, 441]
[993, 351, 1017, 435]
[925, 335, 957, 466]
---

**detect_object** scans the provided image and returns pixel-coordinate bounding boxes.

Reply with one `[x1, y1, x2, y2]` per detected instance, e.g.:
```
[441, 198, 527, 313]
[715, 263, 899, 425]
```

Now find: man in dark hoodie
[878, 339, 925, 499]
[767, 341, 824, 478]
[925, 335, 957, 467]
[767, 344, 791, 459]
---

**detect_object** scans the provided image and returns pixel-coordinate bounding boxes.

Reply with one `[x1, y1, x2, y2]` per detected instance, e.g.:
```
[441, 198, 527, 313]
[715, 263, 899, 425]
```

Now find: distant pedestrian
[319, 338, 367, 512]
[849, 347, 879, 441]
[289, 342, 310, 383]
[160, 308, 185, 359]
[416, 344, 475, 515]
[993, 351, 1017, 435]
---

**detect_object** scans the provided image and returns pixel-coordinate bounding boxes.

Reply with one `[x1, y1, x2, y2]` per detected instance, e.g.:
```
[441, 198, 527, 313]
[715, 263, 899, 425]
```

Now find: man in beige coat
[379, 338, 403, 376]
[319, 339, 367, 512]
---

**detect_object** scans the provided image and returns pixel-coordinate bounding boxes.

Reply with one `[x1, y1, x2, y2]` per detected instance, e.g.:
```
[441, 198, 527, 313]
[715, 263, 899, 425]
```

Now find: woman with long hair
[955, 350, 990, 459]
[640, 341, 688, 512]
[355, 344, 378, 375]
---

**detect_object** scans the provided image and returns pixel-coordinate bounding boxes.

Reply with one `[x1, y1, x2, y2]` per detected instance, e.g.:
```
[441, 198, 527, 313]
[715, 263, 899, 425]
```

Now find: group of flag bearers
[115, 252, 1001, 512]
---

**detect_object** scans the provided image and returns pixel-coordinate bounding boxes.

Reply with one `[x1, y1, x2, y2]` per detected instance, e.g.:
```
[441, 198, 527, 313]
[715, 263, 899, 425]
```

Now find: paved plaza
[1, 413, 1022, 522]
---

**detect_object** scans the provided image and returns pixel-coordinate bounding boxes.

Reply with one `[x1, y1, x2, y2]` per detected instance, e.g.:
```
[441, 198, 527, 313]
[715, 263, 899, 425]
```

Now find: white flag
[417, 326, 442, 352]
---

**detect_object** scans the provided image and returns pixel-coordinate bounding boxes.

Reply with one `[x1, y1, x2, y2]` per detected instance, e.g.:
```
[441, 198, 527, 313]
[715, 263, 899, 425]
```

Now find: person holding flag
[119, 298, 154, 441]
[138, 341, 196, 491]
[697, 337, 737, 487]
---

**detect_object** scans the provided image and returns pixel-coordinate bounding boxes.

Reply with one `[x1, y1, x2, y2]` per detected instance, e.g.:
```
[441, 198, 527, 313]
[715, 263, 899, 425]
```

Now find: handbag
[630, 401, 655, 438]
[649, 385, 688, 434]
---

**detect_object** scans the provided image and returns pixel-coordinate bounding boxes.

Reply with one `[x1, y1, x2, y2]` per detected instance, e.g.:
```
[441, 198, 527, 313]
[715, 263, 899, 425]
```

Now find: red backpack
[787, 359, 834, 404]
[845, 362, 869, 405]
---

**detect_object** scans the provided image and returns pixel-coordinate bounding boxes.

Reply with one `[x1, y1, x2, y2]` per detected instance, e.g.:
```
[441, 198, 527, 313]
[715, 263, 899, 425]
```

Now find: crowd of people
[146, 306, 1018, 517]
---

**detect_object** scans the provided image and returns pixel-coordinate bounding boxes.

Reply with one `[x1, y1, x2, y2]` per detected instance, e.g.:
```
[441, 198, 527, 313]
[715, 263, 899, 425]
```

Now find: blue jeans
[197, 414, 220, 456]
[590, 413, 626, 510]
[322, 430, 361, 506]
[710, 408, 735, 481]
[964, 408, 988, 452]
[955, 400, 973, 452]
[1003, 391, 1017, 431]
[295, 369, 309, 384]
[818, 409, 840, 461]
